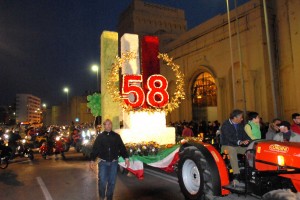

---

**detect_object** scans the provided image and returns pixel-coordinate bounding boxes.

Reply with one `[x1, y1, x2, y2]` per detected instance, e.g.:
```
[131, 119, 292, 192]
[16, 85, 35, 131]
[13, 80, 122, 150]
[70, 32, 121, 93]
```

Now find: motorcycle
[72, 133, 83, 153]
[60, 135, 70, 152]
[14, 139, 34, 160]
[39, 142, 48, 159]
[39, 137, 66, 160]
[54, 136, 66, 160]
[0, 139, 12, 169]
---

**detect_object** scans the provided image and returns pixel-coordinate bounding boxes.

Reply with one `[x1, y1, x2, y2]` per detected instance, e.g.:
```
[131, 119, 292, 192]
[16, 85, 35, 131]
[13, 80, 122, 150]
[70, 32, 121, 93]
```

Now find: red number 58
[121, 74, 169, 108]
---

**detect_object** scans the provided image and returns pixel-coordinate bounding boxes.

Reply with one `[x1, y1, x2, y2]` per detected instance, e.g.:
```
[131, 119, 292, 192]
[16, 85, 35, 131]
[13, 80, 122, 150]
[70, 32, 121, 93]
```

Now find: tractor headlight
[277, 155, 285, 166]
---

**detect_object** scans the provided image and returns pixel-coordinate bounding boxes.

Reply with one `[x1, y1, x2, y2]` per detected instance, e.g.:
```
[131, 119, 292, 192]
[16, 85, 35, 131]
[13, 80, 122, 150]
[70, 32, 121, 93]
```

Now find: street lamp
[63, 87, 69, 124]
[91, 64, 99, 92]
[63, 87, 69, 104]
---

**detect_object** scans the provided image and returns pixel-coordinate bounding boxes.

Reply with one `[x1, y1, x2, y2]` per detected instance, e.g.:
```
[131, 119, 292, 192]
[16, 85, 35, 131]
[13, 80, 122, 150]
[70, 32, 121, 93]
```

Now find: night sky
[0, 0, 249, 107]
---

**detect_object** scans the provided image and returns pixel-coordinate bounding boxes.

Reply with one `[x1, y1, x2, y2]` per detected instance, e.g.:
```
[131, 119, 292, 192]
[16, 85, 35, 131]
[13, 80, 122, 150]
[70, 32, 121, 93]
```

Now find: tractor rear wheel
[178, 146, 216, 200]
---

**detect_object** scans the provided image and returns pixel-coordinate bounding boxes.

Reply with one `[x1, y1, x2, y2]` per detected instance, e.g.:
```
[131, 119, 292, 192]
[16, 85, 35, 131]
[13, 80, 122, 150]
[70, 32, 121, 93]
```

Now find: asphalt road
[0, 148, 259, 200]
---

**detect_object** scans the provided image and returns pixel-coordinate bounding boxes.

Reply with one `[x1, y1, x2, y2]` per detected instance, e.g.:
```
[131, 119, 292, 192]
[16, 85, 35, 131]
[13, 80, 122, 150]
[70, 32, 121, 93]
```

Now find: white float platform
[116, 111, 175, 145]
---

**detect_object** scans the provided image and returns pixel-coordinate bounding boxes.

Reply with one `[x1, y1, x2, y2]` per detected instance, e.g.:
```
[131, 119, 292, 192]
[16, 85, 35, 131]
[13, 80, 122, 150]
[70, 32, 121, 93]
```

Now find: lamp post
[63, 87, 69, 104]
[91, 64, 99, 92]
[63, 87, 69, 124]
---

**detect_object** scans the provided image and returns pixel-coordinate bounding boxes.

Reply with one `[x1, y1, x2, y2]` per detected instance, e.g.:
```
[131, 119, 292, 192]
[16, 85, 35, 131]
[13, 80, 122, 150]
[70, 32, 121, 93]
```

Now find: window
[192, 72, 217, 107]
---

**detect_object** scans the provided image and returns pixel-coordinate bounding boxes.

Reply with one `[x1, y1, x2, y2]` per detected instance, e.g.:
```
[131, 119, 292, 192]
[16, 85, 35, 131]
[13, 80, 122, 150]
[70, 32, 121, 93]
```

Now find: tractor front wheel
[178, 146, 216, 200]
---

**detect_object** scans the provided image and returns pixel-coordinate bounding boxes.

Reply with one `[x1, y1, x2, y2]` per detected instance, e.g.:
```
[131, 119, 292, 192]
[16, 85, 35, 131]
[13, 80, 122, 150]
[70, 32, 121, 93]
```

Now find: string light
[107, 51, 185, 114]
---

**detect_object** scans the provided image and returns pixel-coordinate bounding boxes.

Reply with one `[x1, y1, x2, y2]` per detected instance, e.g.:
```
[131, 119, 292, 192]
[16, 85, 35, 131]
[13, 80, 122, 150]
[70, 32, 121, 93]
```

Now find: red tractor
[177, 140, 300, 199]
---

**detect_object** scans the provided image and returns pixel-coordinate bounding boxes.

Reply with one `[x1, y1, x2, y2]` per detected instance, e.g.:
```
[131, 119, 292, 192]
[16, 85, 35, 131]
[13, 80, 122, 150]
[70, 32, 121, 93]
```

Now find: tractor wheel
[178, 146, 216, 200]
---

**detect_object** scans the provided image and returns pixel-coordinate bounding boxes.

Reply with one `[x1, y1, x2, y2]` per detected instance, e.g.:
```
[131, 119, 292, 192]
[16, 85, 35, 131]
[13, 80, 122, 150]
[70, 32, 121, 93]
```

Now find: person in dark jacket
[90, 119, 129, 200]
[8, 128, 21, 159]
[220, 109, 250, 187]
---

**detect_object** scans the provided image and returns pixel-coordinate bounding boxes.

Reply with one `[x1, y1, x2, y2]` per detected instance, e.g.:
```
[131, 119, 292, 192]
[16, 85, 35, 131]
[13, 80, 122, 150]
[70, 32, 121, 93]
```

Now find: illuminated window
[192, 72, 217, 107]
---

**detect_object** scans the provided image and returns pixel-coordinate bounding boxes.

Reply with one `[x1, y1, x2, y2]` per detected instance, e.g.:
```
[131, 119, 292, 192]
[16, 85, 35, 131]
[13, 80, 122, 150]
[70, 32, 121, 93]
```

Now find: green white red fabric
[118, 145, 180, 179]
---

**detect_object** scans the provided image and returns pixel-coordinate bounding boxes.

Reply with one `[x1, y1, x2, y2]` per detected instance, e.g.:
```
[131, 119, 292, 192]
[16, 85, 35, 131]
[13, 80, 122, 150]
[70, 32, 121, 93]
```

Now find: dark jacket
[90, 131, 128, 162]
[220, 119, 251, 146]
[8, 132, 21, 146]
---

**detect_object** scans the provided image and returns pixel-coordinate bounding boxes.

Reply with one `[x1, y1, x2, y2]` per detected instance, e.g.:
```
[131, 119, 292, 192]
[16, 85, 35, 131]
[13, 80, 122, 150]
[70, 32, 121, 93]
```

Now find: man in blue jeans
[90, 119, 130, 200]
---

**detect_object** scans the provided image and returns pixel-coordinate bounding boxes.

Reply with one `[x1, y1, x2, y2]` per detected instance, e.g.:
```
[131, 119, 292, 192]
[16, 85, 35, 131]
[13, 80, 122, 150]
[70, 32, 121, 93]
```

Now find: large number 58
[121, 74, 169, 108]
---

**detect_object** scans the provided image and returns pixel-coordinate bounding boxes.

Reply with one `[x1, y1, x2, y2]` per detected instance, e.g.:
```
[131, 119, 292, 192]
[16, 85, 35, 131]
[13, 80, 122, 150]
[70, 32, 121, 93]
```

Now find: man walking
[90, 119, 129, 200]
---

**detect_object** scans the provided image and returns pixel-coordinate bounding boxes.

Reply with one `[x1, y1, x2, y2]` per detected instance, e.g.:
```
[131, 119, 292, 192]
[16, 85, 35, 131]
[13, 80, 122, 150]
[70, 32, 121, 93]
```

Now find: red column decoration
[141, 36, 160, 107]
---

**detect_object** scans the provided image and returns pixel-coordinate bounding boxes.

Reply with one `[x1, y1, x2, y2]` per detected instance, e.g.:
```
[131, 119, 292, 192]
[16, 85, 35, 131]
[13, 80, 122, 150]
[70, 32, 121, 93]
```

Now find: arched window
[192, 72, 217, 107]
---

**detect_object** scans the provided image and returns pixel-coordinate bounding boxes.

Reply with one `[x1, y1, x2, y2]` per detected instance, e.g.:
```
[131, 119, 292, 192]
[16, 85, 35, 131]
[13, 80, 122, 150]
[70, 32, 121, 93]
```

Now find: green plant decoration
[87, 93, 101, 117]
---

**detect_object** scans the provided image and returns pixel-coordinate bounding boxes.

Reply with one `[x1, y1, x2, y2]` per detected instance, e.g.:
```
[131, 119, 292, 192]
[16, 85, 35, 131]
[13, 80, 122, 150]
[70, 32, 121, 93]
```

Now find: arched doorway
[192, 72, 217, 123]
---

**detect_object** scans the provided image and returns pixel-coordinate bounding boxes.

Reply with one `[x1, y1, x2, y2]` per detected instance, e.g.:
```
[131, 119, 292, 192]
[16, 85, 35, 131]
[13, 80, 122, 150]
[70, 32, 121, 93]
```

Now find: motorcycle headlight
[83, 139, 89, 145]
[4, 134, 9, 139]
[56, 136, 60, 141]
[22, 139, 26, 144]
[82, 131, 86, 138]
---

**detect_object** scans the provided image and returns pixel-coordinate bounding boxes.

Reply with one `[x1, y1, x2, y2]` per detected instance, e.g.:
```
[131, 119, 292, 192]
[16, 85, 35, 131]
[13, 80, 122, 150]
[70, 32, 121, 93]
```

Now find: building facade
[118, 0, 300, 124]
[16, 94, 41, 123]
[47, 96, 94, 126]
[118, 0, 187, 47]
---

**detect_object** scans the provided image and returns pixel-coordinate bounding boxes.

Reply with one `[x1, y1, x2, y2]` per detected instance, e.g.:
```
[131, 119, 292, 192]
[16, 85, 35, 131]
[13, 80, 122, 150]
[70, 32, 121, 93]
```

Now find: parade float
[98, 32, 300, 200]
[100, 31, 185, 179]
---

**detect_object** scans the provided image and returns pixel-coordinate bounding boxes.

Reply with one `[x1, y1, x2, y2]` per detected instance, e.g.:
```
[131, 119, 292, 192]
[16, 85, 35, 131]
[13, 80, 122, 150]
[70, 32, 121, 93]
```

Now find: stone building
[118, 0, 300, 124]
[117, 0, 187, 47]
[47, 96, 94, 125]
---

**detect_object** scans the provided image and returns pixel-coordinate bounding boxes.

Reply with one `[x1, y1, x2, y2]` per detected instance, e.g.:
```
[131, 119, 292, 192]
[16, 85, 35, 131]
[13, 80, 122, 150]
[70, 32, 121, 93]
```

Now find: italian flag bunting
[119, 145, 180, 179]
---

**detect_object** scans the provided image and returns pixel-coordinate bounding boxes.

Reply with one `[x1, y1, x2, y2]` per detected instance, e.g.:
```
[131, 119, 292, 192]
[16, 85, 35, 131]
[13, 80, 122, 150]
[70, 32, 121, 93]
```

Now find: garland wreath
[107, 51, 185, 114]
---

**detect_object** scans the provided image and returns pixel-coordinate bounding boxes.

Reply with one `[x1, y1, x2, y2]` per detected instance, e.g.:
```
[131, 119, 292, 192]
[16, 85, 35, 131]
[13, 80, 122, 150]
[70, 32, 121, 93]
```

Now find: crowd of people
[169, 119, 221, 139]
[169, 112, 300, 142]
